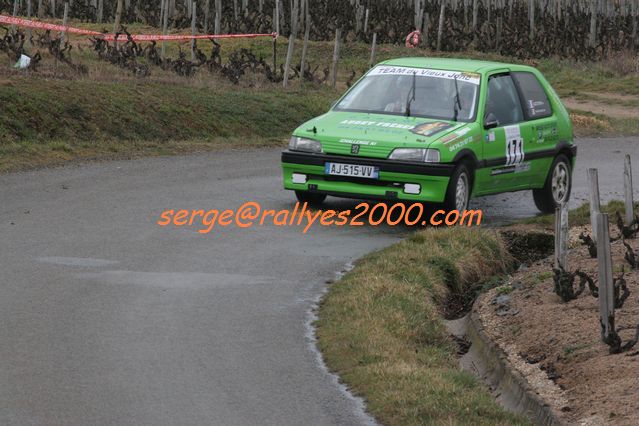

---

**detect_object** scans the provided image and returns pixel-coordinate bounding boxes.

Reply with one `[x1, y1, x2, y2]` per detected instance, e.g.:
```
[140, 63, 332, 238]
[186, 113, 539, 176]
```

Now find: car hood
[294, 111, 466, 159]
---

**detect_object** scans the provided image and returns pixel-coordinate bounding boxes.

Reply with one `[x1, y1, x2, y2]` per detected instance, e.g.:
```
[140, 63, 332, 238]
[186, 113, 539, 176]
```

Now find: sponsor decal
[440, 133, 457, 144]
[504, 125, 524, 166]
[368, 65, 481, 85]
[410, 121, 454, 137]
[535, 124, 559, 144]
[441, 126, 472, 145]
[339, 119, 414, 130]
[490, 161, 531, 176]
[339, 138, 377, 146]
[448, 136, 474, 152]
[527, 99, 548, 117]
[485, 131, 496, 143]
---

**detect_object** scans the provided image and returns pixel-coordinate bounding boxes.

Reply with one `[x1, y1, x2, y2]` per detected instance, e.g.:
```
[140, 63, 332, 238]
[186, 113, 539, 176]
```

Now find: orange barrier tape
[0, 15, 103, 35]
[101, 32, 278, 42]
[0, 15, 277, 41]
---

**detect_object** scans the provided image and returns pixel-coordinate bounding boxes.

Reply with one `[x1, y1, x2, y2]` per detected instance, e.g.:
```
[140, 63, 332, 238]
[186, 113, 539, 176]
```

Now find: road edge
[463, 307, 565, 426]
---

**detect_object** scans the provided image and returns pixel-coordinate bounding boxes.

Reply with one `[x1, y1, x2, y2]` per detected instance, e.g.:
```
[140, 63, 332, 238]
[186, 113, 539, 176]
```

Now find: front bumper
[281, 150, 454, 202]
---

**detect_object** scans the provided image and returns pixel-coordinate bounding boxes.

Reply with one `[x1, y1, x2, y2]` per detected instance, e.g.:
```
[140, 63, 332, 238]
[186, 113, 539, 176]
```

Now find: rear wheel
[443, 163, 472, 211]
[295, 190, 327, 206]
[533, 154, 572, 213]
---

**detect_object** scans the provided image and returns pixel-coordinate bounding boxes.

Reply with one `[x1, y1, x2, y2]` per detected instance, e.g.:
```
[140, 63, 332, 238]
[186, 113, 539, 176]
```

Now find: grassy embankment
[316, 226, 529, 425]
[0, 79, 334, 172]
[2, 19, 638, 172]
[315, 200, 638, 425]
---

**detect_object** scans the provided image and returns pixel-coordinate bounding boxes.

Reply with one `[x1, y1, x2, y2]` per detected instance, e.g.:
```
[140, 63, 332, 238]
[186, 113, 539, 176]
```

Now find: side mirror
[484, 113, 499, 130]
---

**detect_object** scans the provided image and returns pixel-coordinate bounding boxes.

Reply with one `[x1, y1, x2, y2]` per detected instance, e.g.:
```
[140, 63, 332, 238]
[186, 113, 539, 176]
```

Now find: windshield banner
[368, 65, 480, 85]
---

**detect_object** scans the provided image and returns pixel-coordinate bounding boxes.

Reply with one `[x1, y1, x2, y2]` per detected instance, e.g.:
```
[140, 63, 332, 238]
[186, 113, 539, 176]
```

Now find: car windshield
[334, 65, 480, 122]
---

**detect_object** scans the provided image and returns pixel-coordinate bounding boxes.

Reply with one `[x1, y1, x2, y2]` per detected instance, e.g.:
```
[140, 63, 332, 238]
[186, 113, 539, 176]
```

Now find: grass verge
[316, 227, 529, 425]
[521, 200, 639, 227]
[0, 78, 335, 142]
[0, 77, 334, 171]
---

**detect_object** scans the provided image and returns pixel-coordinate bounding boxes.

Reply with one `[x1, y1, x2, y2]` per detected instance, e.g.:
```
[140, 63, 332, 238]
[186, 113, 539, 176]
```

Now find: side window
[511, 71, 552, 120]
[485, 74, 524, 127]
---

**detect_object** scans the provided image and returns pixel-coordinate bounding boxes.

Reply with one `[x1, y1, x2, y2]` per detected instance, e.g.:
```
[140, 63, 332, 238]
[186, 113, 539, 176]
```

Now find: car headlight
[289, 136, 322, 153]
[388, 148, 440, 163]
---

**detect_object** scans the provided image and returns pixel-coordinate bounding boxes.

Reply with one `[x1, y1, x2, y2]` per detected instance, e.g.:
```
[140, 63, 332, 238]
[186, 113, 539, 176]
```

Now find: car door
[510, 71, 559, 186]
[476, 72, 533, 193]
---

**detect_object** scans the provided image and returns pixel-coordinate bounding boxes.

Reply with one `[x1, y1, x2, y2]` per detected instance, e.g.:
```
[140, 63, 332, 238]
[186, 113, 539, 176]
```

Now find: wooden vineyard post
[633, 0, 638, 46]
[114, 0, 124, 33]
[369, 32, 377, 68]
[191, 1, 197, 61]
[364, 7, 369, 34]
[204, 0, 210, 32]
[161, 0, 169, 58]
[12, 0, 18, 34]
[275, 0, 280, 36]
[472, 0, 478, 31]
[554, 202, 569, 270]
[27, 0, 32, 46]
[283, 0, 299, 87]
[436, 0, 445, 51]
[589, 0, 597, 47]
[215, 0, 221, 34]
[422, 12, 429, 47]
[496, 16, 502, 51]
[588, 168, 601, 243]
[624, 154, 635, 224]
[299, 2, 310, 83]
[160, 0, 165, 40]
[61, 2, 69, 44]
[529, 0, 535, 39]
[596, 212, 615, 343]
[331, 28, 341, 88]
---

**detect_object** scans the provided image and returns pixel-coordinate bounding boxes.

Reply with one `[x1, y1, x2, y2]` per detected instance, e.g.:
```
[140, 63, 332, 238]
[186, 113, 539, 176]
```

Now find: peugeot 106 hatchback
[281, 58, 575, 213]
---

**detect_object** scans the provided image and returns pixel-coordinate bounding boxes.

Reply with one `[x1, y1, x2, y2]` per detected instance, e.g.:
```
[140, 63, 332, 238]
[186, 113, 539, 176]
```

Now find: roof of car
[379, 57, 526, 73]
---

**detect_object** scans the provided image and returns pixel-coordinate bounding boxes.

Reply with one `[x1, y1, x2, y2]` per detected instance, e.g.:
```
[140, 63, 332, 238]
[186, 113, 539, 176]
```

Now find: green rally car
[281, 58, 576, 213]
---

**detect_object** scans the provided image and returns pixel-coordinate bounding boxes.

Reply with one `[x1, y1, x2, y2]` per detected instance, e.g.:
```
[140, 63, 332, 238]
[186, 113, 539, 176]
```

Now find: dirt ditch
[472, 225, 639, 425]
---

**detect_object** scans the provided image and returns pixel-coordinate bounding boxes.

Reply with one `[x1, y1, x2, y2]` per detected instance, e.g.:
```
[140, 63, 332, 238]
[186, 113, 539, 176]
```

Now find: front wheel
[533, 154, 572, 214]
[295, 190, 327, 206]
[443, 163, 471, 211]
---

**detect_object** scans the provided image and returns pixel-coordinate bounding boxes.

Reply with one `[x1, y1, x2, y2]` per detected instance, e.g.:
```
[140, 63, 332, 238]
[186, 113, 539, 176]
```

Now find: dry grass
[316, 227, 529, 425]
[569, 111, 611, 133]
[599, 50, 639, 77]
[521, 200, 639, 228]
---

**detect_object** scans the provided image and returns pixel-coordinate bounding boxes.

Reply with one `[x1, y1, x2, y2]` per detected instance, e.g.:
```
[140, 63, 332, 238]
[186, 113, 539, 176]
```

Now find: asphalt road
[1, 137, 637, 425]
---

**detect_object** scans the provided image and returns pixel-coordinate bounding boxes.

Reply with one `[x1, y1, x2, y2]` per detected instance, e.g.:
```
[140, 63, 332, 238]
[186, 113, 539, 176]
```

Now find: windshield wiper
[405, 71, 416, 117]
[453, 75, 462, 122]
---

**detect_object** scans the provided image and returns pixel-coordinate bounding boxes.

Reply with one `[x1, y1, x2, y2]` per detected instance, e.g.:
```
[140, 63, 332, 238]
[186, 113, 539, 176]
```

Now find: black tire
[295, 190, 327, 206]
[442, 163, 472, 211]
[533, 154, 572, 214]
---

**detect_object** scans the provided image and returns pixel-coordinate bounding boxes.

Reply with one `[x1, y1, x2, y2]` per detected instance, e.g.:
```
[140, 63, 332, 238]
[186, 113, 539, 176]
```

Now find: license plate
[324, 162, 379, 179]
